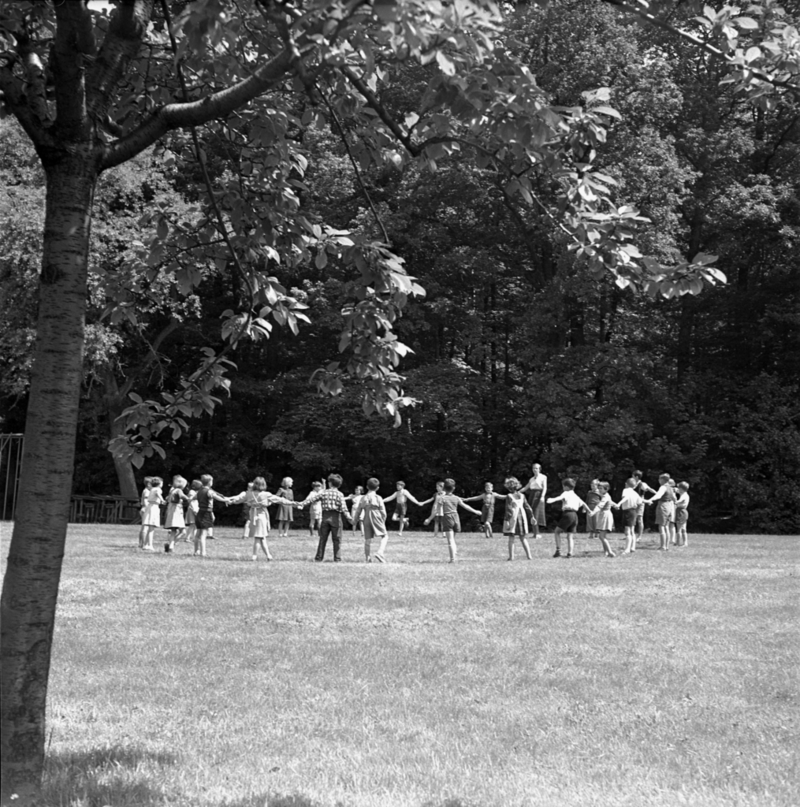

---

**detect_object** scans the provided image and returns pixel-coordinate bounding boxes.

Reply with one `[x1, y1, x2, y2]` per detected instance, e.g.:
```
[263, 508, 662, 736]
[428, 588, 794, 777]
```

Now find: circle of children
[136, 464, 690, 564]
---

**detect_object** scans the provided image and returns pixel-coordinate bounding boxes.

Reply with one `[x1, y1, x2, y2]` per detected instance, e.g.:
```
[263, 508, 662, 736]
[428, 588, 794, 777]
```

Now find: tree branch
[100, 46, 295, 170]
[87, 0, 153, 122]
[0, 66, 50, 148]
[340, 65, 422, 156]
[602, 0, 800, 96]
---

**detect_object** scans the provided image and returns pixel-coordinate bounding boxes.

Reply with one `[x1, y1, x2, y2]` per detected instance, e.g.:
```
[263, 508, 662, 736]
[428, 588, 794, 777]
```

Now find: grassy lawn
[1, 525, 798, 807]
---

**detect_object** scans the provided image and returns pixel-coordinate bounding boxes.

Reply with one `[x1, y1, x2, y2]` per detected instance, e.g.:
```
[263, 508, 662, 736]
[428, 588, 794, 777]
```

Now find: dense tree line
[3, 1, 798, 535]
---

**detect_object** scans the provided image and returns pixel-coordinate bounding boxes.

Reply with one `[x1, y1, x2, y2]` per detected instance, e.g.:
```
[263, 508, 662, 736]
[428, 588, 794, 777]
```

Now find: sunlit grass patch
[1, 525, 797, 806]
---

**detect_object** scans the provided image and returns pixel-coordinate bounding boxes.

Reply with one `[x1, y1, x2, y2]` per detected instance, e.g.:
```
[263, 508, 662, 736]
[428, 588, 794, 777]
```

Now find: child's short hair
[435, 480, 445, 489]
[355, 486, 364, 494]
[504, 477, 520, 489]
[658, 473, 670, 483]
[678, 481, 690, 491]
[625, 477, 636, 487]
[171, 475, 186, 487]
[591, 478, 600, 486]
[396, 481, 405, 488]
[143, 476, 153, 486]
[151, 476, 163, 487]
[367, 478, 380, 491]
[252, 477, 267, 491]
[200, 474, 213, 486]
[443, 478, 456, 493]
[484, 481, 494, 488]
[312, 481, 322, 489]
[327, 473, 343, 488]
[633, 470, 643, 479]
[281, 477, 293, 487]
[561, 477, 576, 490]
[599, 481, 610, 492]
[669, 478, 676, 486]
[190, 479, 203, 491]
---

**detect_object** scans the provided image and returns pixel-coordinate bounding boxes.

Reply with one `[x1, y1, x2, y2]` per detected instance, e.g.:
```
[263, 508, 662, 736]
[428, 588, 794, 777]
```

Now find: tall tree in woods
[1, 0, 796, 799]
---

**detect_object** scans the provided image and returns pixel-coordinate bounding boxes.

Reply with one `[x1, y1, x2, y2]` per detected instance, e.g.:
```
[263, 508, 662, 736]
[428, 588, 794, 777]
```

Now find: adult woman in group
[521, 463, 547, 539]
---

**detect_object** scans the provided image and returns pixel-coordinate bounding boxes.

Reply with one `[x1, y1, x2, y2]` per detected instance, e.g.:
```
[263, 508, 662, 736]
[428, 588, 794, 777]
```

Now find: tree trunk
[0, 150, 98, 802]
[100, 366, 139, 499]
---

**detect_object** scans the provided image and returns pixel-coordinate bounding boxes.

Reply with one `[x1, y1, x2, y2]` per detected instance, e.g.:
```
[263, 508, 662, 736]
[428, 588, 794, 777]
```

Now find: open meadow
[1, 525, 798, 807]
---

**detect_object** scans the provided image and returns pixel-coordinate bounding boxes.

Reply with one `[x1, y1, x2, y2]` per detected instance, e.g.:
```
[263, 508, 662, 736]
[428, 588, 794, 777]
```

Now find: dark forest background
[2, 1, 798, 533]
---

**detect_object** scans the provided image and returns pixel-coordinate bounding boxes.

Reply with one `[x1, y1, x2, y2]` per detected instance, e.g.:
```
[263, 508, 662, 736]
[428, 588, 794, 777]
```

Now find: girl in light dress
[138, 477, 152, 549]
[276, 477, 294, 537]
[164, 476, 190, 553]
[588, 481, 616, 557]
[674, 482, 690, 547]
[501, 477, 534, 561]
[347, 485, 365, 534]
[227, 477, 295, 561]
[140, 477, 164, 551]
[184, 479, 203, 547]
[353, 478, 388, 562]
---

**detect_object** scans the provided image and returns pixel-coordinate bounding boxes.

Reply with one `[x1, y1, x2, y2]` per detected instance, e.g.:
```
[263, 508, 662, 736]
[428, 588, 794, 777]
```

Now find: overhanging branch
[100, 47, 294, 170]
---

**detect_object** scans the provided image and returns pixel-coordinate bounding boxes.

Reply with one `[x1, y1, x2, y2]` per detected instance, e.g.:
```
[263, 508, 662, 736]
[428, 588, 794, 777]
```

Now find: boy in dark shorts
[546, 478, 589, 558]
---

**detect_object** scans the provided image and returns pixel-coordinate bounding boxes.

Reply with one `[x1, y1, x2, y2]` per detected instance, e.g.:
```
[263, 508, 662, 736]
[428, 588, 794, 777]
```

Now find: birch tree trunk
[0, 150, 98, 803]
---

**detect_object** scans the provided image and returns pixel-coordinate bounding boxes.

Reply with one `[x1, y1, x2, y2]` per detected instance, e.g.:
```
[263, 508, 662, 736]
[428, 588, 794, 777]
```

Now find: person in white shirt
[546, 478, 589, 559]
[613, 478, 644, 554]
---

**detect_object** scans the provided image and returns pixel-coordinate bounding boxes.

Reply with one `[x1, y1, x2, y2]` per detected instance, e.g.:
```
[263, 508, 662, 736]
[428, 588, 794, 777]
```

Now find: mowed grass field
[1, 525, 798, 807]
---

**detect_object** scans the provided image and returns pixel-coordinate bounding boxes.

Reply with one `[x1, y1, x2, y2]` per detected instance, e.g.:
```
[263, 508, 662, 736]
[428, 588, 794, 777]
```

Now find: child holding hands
[140, 477, 164, 552]
[436, 479, 482, 563]
[164, 476, 190, 552]
[674, 482, 690, 547]
[353, 478, 389, 562]
[547, 478, 590, 558]
[588, 481, 616, 557]
[501, 477, 534, 560]
[613, 478, 643, 554]
[463, 482, 506, 539]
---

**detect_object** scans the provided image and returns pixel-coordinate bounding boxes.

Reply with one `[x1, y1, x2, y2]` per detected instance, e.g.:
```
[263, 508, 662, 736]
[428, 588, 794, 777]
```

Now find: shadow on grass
[41, 747, 473, 807]
[43, 745, 177, 805]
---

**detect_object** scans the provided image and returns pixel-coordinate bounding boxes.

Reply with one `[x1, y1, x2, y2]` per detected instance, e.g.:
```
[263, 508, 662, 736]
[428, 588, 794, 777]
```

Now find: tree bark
[0, 149, 98, 803]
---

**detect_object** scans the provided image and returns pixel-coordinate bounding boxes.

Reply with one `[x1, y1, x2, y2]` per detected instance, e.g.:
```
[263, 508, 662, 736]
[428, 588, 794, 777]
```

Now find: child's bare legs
[195, 529, 208, 556]
[445, 530, 457, 562]
[279, 520, 289, 538]
[138, 523, 146, 549]
[507, 534, 532, 560]
[566, 532, 575, 557]
[252, 537, 271, 560]
[240, 522, 248, 540]
[658, 525, 669, 550]
[483, 522, 493, 539]
[374, 534, 389, 562]
[599, 531, 615, 557]
[142, 526, 155, 550]
[364, 536, 372, 561]
[553, 527, 562, 557]
[669, 522, 677, 545]
[622, 527, 634, 554]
